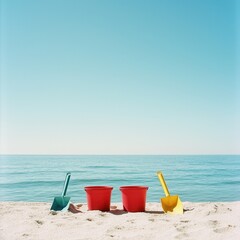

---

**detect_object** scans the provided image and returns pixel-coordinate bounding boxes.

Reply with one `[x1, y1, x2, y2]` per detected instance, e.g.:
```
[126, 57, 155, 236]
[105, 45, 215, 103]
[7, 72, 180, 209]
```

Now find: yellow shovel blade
[161, 195, 183, 214]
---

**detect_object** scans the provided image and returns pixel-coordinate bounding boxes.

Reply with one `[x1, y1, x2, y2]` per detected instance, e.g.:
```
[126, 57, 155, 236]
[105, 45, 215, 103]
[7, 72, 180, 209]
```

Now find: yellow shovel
[157, 171, 183, 214]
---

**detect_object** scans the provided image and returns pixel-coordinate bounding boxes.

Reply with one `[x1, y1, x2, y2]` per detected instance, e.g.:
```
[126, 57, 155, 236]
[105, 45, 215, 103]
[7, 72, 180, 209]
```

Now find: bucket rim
[119, 186, 149, 190]
[84, 186, 113, 191]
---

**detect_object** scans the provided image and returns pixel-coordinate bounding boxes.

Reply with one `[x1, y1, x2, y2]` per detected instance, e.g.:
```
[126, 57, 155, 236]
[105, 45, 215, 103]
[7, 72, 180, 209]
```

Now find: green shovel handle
[62, 172, 71, 197]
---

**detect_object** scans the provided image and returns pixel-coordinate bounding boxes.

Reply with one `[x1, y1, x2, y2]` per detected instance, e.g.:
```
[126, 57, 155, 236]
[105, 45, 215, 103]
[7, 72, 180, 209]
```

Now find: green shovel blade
[50, 196, 71, 211]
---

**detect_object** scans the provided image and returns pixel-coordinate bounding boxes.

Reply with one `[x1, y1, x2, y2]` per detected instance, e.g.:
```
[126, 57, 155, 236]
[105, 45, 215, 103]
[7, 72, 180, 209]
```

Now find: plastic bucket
[119, 186, 149, 212]
[84, 186, 113, 211]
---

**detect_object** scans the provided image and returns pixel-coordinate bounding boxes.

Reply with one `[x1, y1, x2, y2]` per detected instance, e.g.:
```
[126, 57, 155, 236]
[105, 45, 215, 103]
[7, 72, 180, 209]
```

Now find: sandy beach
[0, 201, 239, 240]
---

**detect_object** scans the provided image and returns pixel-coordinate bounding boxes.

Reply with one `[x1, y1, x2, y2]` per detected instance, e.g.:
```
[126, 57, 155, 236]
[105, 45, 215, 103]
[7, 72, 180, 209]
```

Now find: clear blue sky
[0, 0, 239, 154]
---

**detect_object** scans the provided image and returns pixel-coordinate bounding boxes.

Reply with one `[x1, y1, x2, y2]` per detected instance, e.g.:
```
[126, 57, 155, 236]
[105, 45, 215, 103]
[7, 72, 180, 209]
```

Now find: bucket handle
[157, 171, 170, 197]
[61, 172, 71, 197]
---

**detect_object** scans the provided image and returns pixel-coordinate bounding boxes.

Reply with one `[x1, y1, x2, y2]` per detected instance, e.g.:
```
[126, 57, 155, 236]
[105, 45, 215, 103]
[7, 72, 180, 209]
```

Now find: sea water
[0, 155, 239, 203]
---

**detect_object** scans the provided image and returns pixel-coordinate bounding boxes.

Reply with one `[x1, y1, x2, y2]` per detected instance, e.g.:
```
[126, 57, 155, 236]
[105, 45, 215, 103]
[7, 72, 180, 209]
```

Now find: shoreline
[1, 201, 240, 240]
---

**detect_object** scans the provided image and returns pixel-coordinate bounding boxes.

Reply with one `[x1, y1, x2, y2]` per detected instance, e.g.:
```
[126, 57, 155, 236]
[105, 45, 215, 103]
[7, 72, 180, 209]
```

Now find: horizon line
[0, 153, 239, 156]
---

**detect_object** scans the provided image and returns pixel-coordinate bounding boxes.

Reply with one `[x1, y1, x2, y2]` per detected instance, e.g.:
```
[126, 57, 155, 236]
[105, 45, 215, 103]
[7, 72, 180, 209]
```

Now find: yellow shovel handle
[157, 171, 170, 197]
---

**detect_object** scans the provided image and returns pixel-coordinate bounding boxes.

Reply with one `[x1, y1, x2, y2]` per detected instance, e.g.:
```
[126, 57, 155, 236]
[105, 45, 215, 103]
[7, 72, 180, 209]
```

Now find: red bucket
[120, 186, 149, 212]
[84, 186, 113, 211]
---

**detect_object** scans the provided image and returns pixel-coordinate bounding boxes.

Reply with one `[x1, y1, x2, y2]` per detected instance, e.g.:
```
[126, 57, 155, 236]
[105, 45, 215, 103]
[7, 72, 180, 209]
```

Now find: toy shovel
[157, 171, 183, 214]
[50, 172, 71, 211]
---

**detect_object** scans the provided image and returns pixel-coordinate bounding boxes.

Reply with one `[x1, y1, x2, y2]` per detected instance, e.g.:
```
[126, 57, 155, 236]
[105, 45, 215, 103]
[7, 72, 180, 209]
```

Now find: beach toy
[120, 186, 148, 212]
[157, 171, 183, 214]
[50, 172, 71, 211]
[84, 186, 113, 211]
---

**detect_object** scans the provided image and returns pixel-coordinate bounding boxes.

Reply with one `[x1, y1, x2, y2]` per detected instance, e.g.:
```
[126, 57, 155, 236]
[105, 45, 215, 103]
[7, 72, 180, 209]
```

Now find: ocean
[0, 155, 239, 203]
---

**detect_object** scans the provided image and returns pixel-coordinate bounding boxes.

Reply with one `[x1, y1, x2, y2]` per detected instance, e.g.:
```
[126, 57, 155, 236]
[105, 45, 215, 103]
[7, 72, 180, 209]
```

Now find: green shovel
[50, 172, 71, 211]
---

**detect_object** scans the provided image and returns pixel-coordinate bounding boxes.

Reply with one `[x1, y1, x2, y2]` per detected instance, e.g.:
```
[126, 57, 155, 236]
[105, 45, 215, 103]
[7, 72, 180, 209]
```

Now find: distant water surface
[0, 155, 239, 203]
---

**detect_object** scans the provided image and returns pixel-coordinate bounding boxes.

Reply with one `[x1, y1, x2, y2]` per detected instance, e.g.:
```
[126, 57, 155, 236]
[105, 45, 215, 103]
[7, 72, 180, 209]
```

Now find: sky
[0, 0, 239, 155]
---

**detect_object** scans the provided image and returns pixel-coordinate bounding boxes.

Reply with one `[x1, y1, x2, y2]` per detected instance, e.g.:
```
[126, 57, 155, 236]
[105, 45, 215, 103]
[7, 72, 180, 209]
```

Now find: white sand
[0, 201, 239, 240]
